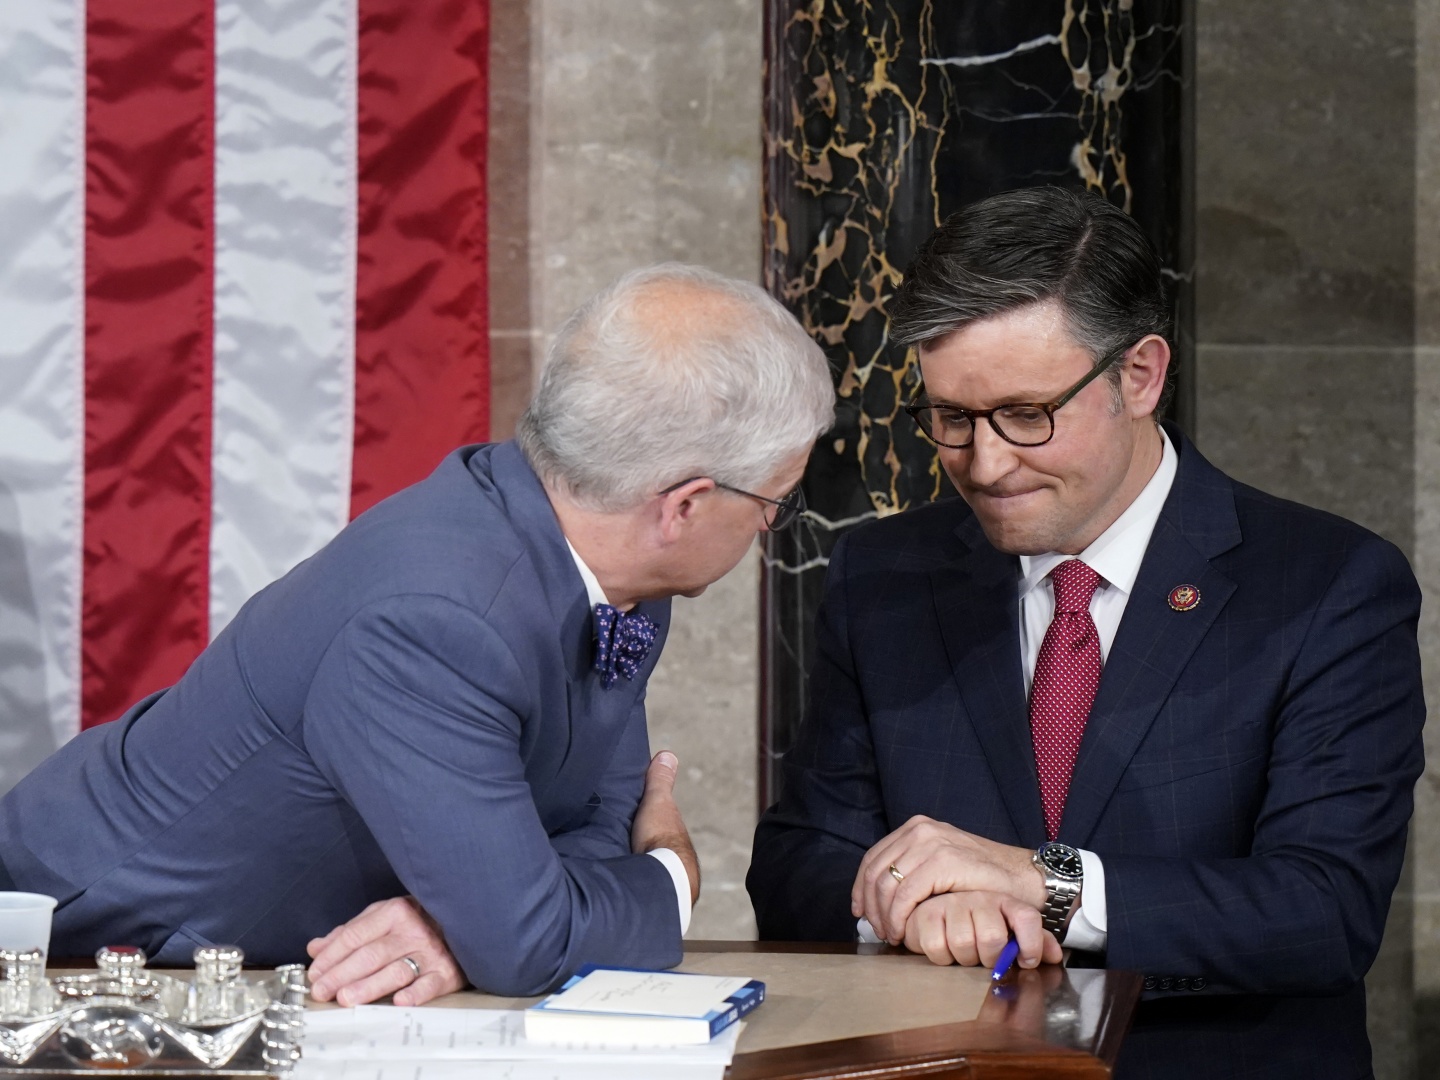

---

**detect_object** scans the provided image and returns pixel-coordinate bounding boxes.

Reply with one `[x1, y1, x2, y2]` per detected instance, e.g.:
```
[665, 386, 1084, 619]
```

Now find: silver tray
[0, 946, 305, 1078]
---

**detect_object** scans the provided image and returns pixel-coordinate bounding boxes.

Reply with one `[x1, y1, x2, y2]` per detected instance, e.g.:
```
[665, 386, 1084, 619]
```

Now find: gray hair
[889, 187, 1175, 411]
[517, 264, 835, 511]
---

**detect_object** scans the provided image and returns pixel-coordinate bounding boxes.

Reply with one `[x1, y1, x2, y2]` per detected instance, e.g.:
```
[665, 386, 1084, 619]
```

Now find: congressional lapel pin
[1167, 584, 1201, 612]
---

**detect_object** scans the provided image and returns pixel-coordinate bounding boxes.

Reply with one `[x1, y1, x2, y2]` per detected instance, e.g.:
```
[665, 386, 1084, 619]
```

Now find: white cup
[0, 892, 57, 961]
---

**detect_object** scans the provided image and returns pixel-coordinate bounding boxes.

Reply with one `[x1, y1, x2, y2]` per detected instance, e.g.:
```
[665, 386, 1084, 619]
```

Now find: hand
[307, 896, 466, 1007]
[901, 892, 1063, 969]
[852, 816, 1046, 944]
[631, 750, 700, 904]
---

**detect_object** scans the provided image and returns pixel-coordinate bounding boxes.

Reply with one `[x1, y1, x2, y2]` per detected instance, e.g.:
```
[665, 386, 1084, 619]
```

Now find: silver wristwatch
[1033, 841, 1084, 938]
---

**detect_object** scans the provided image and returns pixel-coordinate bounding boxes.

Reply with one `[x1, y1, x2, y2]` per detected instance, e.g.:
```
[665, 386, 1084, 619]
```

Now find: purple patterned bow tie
[593, 603, 658, 689]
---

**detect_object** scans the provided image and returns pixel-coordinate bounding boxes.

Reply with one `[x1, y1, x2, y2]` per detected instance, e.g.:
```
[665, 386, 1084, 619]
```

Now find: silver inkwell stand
[0, 945, 306, 1077]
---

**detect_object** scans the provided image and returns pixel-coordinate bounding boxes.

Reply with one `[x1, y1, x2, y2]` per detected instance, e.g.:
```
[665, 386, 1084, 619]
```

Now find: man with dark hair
[747, 186, 1424, 1078]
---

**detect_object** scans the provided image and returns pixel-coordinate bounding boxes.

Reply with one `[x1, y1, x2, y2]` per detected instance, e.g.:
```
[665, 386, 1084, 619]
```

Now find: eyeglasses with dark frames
[657, 477, 807, 532]
[903, 349, 1127, 450]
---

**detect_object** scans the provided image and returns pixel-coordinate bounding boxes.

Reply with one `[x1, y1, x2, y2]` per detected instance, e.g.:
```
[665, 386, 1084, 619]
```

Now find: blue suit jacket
[748, 427, 1425, 1080]
[0, 441, 681, 995]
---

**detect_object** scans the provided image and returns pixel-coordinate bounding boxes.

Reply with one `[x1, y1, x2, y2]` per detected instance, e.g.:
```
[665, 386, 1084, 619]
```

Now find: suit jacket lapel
[480, 442, 670, 795]
[554, 597, 669, 822]
[1060, 428, 1243, 846]
[932, 515, 1047, 846]
[484, 441, 590, 663]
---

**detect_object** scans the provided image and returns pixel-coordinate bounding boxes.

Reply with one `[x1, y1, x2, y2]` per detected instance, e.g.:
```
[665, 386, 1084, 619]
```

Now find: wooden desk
[692, 942, 1138, 1079]
[422, 942, 1141, 1080]
[53, 944, 1138, 1078]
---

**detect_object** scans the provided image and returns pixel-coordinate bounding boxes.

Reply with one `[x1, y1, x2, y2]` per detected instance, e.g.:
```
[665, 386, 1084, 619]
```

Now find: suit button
[1190, 977, 1207, 991]
[1143, 976, 1157, 990]
[1173, 977, 1190, 991]
[1158, 978, 1174, 991]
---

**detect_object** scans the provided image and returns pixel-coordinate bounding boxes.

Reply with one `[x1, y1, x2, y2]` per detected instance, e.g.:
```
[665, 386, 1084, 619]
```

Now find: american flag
[0, 0, 489, 786]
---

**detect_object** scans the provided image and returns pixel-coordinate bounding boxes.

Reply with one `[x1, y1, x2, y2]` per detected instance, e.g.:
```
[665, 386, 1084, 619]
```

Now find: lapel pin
[1168, 584, 1201, 612]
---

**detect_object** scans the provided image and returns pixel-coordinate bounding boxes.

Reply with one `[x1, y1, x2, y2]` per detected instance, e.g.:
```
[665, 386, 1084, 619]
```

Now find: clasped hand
[852, 816, 1061, 970]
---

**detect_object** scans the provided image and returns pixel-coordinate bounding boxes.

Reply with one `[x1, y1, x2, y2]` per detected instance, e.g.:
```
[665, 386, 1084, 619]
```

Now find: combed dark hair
[889, 186, 1174, 410]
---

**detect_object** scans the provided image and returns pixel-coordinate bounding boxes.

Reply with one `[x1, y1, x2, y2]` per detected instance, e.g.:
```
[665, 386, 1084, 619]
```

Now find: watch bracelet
[1039, 888, 1079, 937]
[1034, 846, 1082, 938]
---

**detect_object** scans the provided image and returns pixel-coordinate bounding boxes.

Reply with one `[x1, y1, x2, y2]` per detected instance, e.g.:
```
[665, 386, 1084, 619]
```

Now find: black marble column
[759, 0, 1193, 808]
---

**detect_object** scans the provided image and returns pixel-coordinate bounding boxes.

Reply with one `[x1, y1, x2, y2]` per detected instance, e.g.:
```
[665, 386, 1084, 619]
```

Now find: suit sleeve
[544, 696, 692, 930]
[548, 696, 648, 861]
[1102, 536, 1425, 995]
[748, 535, 891, 940]
[303, 594, 681, 996]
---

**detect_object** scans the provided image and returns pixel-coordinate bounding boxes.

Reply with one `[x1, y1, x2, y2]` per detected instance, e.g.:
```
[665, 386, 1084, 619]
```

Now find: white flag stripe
[210, 0, 358, 638]
[0, 0, 85, 770]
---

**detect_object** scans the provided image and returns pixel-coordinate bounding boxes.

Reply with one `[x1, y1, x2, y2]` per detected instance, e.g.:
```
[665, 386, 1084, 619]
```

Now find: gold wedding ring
[888, 863, 905, 884]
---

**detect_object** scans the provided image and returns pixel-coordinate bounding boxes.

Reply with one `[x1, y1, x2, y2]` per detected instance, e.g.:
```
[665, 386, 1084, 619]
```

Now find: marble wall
[486, 0, 535, 443]
[1190, 0, 1423, 1075]
[1415, 0, 1440, 1072]
[488, 0, 766, 938]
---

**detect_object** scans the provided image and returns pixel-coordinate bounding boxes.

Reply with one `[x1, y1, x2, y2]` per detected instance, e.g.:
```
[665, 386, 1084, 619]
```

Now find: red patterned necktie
[1030, 559, 1103, 840]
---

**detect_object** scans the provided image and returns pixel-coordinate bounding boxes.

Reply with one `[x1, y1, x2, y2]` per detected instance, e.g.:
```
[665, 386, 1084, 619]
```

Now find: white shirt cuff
[1061, 848, 1107, 952]
[647, 848, 692, 936]
[856, 917, 882, 944]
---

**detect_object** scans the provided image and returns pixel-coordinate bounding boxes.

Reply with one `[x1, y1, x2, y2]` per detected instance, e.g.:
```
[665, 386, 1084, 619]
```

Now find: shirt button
[1158, 977, 1174, 991]
[1143, 976, 1157, 990]
[1190, 977, 1207, 991]
[1173, 977, 1190, 991]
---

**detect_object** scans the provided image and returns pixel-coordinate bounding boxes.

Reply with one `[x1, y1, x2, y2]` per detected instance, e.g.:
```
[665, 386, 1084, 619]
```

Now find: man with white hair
[0, 264, 834, 1004]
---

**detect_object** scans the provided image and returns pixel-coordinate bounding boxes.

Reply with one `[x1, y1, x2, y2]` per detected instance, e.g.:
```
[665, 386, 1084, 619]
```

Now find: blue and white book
[524, 965, 765, 1047]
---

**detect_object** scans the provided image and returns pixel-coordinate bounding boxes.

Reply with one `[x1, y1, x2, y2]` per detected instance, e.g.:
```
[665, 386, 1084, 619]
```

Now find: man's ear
[656, 478, 714, 544]
[1123, 335, 1171, 419]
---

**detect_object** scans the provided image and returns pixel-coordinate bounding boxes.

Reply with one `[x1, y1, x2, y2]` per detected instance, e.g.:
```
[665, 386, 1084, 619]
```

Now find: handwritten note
[538, 970, 754, 1018]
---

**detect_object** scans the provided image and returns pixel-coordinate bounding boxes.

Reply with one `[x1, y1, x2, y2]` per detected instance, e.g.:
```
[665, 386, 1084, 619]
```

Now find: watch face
[1040, 843, 1083, 879]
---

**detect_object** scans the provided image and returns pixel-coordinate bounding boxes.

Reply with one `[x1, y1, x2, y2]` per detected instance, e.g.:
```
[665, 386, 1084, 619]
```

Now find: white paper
[295, 1060, 724, 1080]
[301, 1006, 739, 1072]
[537, 970, 753, 1019]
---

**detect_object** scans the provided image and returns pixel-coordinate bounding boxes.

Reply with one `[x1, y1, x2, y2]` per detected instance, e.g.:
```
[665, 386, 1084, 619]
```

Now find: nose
[963, 419, 1020, 488]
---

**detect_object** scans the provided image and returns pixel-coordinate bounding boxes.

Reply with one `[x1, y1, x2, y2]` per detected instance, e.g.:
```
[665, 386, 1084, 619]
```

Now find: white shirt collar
[1018, 426, 1178, 599]
[566, 539, 610, 608]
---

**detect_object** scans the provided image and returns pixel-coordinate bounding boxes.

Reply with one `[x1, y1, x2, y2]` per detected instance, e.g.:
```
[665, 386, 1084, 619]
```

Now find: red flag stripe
[82, 0, 215, 727]
[352, 0, 490, 519]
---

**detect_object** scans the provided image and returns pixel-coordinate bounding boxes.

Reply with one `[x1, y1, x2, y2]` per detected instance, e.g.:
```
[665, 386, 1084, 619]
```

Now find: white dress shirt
[566, 541, 692, 936]
[1018, 426, 1177, 951]
[858, 426, 1177, 953]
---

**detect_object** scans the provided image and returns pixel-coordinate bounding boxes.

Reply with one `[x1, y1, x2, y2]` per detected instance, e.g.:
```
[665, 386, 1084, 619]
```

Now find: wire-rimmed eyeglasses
[658, 477, 807, 532]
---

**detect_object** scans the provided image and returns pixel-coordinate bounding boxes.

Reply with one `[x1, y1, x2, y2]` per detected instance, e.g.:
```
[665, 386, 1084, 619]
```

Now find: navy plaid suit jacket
[748, 426, 1425, 1080]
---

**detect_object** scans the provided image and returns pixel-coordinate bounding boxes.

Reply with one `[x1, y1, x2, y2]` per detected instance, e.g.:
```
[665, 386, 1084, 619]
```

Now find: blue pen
[990, 937, 1021, 982]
